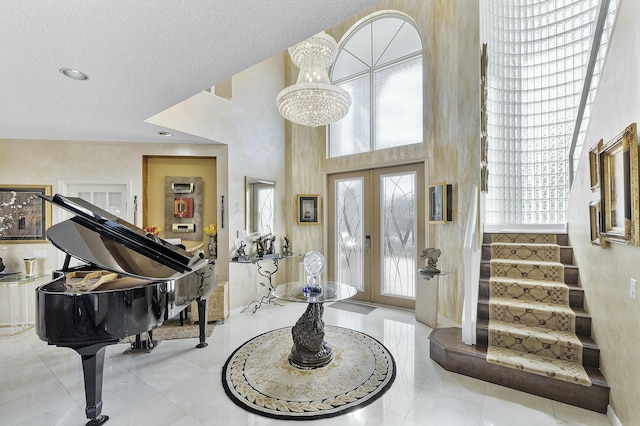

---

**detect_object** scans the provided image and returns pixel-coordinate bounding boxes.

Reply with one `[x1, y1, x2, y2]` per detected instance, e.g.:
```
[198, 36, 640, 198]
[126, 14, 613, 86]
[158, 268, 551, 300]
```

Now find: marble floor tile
[0, 301, 612, 426]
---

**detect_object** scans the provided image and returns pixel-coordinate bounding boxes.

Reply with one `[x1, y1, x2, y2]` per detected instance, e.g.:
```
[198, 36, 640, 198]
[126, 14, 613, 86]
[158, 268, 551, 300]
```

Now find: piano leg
[196, 297, 208, 348]
[75, 343, 115, 426]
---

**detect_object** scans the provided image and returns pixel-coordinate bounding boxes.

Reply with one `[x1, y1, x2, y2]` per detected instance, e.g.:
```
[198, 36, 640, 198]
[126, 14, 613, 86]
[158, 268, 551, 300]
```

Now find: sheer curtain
[482, 0, 618, 227]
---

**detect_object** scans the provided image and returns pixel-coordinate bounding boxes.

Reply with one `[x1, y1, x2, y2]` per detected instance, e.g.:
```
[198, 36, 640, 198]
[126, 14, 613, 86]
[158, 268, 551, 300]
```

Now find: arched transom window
[329, 12, 423, 158]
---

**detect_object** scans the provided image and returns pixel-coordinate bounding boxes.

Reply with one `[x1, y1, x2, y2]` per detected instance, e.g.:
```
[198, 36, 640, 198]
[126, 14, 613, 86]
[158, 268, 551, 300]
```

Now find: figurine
[232, 241, 248, 261]
[282, 236, 291, 256]
[420, 247, 441, 273]
[255, 236, 265, 258]
[265, 234, 276, 255]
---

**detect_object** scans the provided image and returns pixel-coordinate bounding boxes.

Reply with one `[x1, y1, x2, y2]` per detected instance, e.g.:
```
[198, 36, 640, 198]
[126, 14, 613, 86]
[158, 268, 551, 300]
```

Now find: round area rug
[222, 326, 396, 420]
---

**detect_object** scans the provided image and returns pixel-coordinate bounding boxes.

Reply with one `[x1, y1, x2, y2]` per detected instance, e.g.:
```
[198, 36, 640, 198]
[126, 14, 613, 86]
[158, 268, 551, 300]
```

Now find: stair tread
[482, 259, 577, 268]
[480, 277, 584, 291]
[490, 258, 564, 267]
[488, 346, 592, 386]
[477, 319, 597, 347]
[480, 297, 590, 316]
[488, 320, 582, 344]
[490, 296, 576, 313]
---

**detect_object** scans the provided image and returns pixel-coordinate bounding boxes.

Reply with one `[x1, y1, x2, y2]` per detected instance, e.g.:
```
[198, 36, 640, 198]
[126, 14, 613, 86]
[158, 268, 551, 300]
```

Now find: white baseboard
[607, 405, 622, 426]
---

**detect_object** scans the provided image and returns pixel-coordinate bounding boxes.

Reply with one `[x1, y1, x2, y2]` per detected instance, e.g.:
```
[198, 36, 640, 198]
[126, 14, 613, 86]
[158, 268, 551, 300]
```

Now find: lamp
[276, 32, 351, 127]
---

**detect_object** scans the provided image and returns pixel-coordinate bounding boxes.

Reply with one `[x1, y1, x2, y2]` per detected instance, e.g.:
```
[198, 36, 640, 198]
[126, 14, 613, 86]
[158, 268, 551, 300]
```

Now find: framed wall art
[0, 184, 52, 243]
[599, 123, 639, 245]
[589, 139, 602, 192]
[589, 201, 606, 247]
[297, 194, 319, 225]
[428, 182, 452, 224]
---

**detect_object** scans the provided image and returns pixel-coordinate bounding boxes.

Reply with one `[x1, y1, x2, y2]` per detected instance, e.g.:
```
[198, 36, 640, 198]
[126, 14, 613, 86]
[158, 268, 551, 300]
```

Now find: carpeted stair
[429, 232, 610, 413]
[485, 234, 590, 386]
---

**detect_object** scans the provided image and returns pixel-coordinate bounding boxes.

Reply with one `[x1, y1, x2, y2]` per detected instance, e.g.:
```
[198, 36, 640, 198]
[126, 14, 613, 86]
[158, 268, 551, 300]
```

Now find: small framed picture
[428, 182, 452, 224]
[297, 194, 319, 225]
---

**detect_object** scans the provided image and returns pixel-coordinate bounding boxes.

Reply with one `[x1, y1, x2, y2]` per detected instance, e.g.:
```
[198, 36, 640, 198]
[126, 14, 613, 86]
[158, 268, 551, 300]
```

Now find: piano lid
[41, 194, 206, 280]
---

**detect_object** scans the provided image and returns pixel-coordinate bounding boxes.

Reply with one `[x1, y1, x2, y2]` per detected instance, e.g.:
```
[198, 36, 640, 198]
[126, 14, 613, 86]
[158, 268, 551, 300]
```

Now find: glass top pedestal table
[273, 281, 356, 369]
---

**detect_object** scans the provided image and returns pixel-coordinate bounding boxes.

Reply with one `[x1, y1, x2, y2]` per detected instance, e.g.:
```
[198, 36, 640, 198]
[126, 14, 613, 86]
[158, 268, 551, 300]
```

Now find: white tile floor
[0, 301, 612, 426]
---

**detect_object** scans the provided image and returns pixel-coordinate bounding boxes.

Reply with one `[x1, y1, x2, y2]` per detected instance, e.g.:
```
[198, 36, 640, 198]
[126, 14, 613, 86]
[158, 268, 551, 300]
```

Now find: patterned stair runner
[485, 234, 591, 386]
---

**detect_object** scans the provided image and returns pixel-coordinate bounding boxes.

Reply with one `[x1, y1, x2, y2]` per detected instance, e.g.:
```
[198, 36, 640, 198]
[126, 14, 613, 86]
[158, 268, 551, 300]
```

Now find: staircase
[429, 232, 610, 413]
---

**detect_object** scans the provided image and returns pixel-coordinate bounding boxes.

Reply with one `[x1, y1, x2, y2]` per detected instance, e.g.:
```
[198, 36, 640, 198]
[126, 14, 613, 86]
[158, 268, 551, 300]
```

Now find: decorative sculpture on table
[282, 236, 291, 256]
[303, 251, 325, 296]
[420, 247, 441, 273]
[291, 250, 332, 368]
[232, 241, 248, 262]
[265, 234, 277, 255]
[255, 236, 265, 258]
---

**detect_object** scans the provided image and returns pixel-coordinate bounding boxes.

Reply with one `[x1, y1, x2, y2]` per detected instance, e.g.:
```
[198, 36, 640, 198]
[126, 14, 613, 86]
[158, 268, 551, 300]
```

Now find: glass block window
[483, 0, 618, 225]
[329, 12, 423, 158]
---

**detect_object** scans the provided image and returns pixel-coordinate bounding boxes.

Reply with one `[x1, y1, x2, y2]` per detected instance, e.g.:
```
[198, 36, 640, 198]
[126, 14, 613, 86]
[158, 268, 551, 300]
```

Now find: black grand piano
[35, 194, 217, 426]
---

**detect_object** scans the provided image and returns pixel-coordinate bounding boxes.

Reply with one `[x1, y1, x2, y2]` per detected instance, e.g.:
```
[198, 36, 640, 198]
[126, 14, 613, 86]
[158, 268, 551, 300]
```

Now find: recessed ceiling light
[158, 131, 173, 137]
[59, 68, 88, 80]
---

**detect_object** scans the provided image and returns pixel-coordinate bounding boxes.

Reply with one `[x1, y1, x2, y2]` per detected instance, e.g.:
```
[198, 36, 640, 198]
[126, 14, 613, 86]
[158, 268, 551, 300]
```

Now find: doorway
[327, 163, 424, 309]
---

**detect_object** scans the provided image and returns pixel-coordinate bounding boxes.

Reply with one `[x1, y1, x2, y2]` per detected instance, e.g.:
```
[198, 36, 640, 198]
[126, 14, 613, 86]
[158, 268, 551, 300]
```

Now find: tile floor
[0, 301, 612, 425]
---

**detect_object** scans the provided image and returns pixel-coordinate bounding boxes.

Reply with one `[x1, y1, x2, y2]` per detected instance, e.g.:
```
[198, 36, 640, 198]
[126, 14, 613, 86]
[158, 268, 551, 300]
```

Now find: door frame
[327, 162, 425, 309]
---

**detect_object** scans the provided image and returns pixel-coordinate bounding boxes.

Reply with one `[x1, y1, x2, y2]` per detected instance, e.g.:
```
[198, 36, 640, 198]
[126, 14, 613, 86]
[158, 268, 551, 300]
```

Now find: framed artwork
[589, 201, 606, 247]
[599, 123, 639, 245]
[0, 184, 52, 243]
[297, 194, 319, 225]
[428, 182, 452, 224]
[589, 140, 602, 192]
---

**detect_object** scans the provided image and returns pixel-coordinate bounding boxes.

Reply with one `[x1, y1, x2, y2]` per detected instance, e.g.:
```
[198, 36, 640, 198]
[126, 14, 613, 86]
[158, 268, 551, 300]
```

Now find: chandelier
[276, 32, 351, 127]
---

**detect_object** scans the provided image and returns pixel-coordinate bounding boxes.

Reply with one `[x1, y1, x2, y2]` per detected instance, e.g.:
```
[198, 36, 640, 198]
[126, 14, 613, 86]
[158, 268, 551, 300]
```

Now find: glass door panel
[379, 171, 417, 299]
[334, 176, 365, 292]
[328, 163, 423, 309]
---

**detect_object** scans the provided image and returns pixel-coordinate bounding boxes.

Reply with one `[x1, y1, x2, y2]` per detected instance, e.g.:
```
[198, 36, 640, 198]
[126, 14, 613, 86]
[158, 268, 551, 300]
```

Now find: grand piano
[35, 194, 217, 426]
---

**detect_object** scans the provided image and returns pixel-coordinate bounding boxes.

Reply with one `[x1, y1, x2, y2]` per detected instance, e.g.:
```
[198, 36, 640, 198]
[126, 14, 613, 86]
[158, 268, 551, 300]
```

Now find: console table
[273, 281, 356, 369]
[231, 255, 297, 314]
[0, 273, 49, 335]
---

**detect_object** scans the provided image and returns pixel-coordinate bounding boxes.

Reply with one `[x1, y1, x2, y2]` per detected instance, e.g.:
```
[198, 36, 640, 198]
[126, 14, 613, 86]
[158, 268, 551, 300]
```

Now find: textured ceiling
[0, 0, 382, 143]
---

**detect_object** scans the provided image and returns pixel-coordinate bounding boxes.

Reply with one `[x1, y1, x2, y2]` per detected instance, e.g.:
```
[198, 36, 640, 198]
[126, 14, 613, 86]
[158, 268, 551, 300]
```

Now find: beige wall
[0, 139, 229, 279]
[567, 0, 640, 423]
[0, 52, 288, 312]
[285, 0, 480, 323]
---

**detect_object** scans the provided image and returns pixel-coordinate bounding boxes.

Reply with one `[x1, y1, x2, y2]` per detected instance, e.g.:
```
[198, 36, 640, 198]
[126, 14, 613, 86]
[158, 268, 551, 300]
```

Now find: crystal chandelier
[276, 32, 351, 127]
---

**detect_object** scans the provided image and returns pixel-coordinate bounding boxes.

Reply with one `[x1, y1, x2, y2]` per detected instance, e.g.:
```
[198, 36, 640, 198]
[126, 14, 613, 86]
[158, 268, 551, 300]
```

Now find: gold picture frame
[589, 201, 606, 247]
[428, 182, 452, 224]
[297, 194, 320, 225]
[599, 123, 639, 245]
[589, 139, 602, 192]
[0, 184, 52, 244]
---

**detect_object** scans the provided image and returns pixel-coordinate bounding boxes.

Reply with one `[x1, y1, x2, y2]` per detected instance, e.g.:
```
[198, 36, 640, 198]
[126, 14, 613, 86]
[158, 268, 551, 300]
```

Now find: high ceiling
[0, 0, 382, 144]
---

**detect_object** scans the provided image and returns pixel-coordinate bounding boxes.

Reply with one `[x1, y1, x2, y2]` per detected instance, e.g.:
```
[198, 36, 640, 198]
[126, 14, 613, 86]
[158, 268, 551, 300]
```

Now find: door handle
[365, 235, 371, 255]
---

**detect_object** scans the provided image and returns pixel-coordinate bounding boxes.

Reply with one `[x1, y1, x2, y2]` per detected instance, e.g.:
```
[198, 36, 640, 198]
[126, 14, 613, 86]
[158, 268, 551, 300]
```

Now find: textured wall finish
[566, 0, 640, 423]
[286, 0, 480, 323]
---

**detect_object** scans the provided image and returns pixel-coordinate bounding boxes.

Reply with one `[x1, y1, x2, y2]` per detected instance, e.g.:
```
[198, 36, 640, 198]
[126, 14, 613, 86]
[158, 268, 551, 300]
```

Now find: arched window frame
[328, 11, 423, 158]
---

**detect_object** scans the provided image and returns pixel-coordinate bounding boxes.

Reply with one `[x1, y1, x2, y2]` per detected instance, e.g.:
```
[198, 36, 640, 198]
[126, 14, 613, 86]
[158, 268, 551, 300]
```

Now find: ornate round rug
[222, 326, 396, 420]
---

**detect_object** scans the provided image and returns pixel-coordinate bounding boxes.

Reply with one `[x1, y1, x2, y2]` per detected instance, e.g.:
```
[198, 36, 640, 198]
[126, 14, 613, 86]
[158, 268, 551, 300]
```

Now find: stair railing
[462, 186, 480, 345]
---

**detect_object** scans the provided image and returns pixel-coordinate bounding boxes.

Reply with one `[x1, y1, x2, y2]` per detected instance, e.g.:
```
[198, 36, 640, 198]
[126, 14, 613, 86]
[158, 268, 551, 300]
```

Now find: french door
[328, 163, 424, 309]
